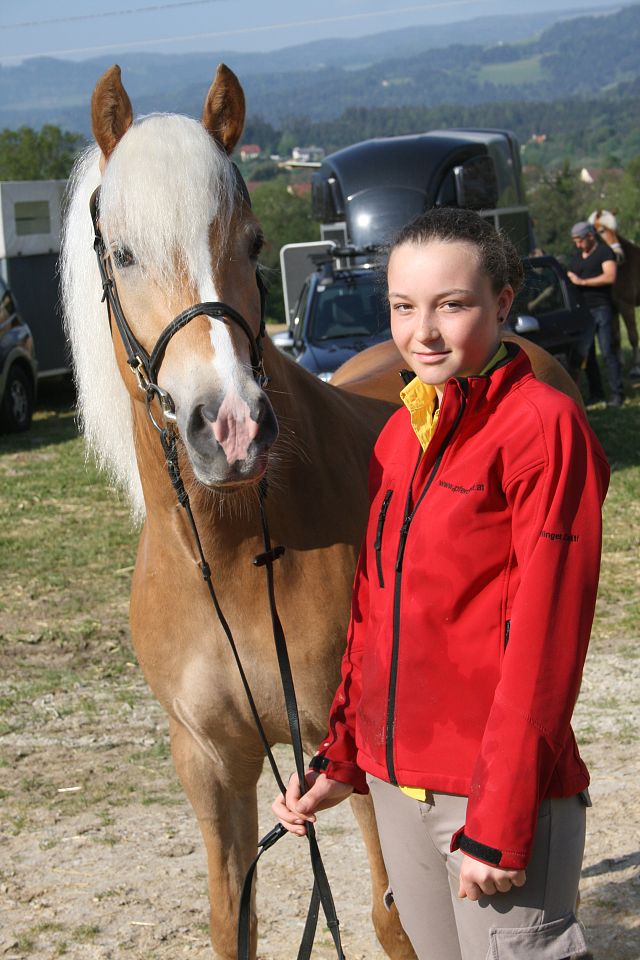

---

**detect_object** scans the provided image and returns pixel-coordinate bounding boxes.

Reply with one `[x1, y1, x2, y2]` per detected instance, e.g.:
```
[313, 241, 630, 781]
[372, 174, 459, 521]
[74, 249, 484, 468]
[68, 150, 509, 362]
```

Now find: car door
[506, 256, 589, 357]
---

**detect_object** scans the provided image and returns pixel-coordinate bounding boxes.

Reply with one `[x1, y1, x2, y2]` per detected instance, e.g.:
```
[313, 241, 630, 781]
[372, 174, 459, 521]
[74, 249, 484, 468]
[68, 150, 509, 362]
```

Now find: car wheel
[1, 364, 34, 433]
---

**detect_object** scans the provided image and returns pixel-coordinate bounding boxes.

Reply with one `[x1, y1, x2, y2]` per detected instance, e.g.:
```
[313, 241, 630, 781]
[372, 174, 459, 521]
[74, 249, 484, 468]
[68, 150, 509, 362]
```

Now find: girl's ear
[497, 286, 515, 323]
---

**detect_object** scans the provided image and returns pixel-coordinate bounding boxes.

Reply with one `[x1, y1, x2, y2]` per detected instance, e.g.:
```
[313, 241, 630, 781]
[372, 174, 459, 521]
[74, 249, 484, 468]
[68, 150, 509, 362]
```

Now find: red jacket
[313, 346, 609, 871]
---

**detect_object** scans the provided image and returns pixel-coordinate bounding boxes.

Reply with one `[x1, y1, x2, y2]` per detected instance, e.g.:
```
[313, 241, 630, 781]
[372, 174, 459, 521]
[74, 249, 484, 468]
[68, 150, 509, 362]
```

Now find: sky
[0, 0, 628, 64]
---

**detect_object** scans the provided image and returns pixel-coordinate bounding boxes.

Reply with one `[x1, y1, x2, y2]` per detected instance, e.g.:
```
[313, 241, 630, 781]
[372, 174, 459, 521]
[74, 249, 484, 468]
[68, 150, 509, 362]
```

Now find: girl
[273, 208, 609, 960]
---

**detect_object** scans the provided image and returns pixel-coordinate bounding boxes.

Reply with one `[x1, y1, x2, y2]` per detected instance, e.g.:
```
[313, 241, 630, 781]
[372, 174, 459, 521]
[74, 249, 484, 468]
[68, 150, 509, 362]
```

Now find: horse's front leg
[169, 716, 263, 960]
[349, 793, 417, 959]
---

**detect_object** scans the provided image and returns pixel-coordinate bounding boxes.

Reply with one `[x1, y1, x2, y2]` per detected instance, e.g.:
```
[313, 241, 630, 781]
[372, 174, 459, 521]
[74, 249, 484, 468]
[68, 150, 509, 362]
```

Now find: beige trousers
[367, 775, 590, 960]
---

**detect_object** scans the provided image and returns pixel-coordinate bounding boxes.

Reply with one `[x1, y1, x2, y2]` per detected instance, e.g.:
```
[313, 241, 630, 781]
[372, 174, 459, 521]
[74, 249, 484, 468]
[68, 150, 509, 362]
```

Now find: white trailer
[0, 179, 69, 378]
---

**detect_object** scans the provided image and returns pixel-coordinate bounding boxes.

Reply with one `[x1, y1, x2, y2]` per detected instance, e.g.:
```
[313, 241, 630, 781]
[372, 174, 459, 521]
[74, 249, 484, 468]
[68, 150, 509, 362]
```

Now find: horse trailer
[311, 128, 531, 253]
[0, 179, 70, 380]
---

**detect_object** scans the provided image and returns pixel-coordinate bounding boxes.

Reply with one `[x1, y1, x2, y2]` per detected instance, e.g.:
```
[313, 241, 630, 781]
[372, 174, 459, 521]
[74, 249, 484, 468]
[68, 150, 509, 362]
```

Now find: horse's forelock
[100, 114, 237, 292]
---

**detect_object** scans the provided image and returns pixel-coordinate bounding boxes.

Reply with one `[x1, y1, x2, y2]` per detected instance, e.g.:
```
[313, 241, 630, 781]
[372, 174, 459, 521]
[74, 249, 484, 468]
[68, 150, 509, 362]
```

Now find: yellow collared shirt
[396, 342, 507, 802]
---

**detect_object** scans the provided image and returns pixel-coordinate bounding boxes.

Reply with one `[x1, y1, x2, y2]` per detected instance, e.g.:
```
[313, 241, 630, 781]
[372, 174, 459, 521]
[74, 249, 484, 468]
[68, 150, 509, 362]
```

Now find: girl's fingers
[465, 880, 484, 901]
[271, 793, 308, 836]
[494, 877, 513, 893]
[458, 866, 527, 899]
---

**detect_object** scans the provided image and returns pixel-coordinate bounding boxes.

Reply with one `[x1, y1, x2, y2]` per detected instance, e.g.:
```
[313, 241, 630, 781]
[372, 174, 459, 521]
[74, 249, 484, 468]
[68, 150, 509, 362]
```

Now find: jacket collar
[440, 341, 533, 413]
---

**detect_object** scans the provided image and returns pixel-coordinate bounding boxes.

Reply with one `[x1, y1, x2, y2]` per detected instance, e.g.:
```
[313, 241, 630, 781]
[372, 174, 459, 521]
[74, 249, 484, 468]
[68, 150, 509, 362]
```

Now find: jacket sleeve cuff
[450, 826, 527, 871]
[309, 754, 368, 795]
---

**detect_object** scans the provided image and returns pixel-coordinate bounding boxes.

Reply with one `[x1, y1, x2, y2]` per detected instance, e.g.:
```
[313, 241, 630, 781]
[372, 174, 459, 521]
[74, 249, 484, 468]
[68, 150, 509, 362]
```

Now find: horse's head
[589, 209, 619, 242]
[588, 208, 625, 263]
[65, 64, 278, 506]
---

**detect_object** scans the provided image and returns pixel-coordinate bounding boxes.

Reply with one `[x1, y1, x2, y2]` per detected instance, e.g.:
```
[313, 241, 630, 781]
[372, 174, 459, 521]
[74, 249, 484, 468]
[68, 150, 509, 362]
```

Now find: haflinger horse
[589, 208, 640, 378]
[61, 63, 581, 960]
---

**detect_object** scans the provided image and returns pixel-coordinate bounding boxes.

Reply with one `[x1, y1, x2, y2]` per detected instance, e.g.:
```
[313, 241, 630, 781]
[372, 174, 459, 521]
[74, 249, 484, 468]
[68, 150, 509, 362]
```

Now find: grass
[477, 55, 546, 87]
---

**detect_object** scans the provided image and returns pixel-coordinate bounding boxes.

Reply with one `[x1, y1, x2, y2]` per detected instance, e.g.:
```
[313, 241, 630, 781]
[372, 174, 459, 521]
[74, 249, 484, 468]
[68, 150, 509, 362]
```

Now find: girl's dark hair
[386, 207, 524, 295]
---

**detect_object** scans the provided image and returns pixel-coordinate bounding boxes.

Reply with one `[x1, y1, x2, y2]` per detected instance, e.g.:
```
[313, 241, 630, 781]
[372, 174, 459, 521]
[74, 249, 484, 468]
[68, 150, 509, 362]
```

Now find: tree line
[1, 123, 638, 324]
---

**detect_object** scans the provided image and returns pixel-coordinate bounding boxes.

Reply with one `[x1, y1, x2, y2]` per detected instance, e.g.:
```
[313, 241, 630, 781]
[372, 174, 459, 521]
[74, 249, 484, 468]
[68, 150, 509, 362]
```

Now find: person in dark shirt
[568, 221, 624, 407]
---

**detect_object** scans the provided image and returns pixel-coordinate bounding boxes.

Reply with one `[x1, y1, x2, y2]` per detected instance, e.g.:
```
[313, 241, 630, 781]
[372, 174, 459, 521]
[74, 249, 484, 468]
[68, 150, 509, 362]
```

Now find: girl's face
[388, 240, 514, 397]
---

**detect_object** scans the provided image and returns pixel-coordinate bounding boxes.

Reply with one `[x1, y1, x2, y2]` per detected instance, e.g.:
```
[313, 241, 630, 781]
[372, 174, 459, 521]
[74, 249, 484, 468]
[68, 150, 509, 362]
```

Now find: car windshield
[309, 273, 390, 341]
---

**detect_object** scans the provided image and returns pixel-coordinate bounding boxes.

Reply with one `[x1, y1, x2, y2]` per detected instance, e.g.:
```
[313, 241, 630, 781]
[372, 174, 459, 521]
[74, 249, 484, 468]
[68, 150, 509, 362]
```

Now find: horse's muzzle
[184, 389, 278, 486]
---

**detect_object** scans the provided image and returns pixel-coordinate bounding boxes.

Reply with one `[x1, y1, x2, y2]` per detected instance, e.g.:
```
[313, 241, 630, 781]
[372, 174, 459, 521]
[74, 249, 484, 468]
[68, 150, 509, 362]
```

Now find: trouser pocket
[487, 912, 588, 959]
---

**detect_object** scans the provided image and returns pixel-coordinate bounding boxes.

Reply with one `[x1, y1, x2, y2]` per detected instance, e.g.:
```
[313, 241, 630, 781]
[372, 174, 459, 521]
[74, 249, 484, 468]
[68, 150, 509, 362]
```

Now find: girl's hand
[458, 855, 526, 900]
[272, 771, 354, 837]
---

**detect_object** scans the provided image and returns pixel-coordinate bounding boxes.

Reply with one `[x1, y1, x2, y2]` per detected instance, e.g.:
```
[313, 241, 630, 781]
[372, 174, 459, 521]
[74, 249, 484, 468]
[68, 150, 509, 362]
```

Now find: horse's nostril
[201, 403, 217, 424]
[188, 403, 213, 439]
[254, 394, 279, 446]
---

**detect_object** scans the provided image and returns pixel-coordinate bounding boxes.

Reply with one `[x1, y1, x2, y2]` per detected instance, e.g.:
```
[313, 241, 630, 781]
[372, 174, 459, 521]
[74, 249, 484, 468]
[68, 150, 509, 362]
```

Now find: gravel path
[1, 636, 638, 960]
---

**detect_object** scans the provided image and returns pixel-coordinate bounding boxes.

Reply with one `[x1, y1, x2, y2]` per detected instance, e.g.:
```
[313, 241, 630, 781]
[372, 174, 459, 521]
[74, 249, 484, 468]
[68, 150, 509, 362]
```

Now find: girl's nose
[417, 314, 439, 340]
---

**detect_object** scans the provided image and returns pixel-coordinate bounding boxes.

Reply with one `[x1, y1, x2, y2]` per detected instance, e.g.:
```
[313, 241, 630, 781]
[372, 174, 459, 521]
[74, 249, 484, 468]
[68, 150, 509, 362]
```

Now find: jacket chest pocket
[374, 490, 394, 588]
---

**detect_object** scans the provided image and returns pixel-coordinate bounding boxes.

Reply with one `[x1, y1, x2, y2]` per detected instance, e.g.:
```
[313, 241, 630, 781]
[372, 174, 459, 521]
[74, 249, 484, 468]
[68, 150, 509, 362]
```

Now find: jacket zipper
[374, 490, 394, 588]
[385, 385, 468, 785]
[504, 619, 511, 650]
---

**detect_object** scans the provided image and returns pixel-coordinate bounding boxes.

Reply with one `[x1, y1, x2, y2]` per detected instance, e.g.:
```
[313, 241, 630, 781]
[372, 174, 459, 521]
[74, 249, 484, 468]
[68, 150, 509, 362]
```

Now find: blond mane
[61, 114, 237, 520]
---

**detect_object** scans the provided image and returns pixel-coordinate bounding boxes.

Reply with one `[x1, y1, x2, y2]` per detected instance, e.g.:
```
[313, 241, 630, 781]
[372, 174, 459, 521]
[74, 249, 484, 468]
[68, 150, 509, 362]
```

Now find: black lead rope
[160, 431, 344, 960]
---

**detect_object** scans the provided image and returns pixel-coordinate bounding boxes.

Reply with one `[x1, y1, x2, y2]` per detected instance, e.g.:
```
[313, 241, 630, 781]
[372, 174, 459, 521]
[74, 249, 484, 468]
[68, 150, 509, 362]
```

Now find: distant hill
[236, 4, 640, 122]
[0, 4, 636, 134]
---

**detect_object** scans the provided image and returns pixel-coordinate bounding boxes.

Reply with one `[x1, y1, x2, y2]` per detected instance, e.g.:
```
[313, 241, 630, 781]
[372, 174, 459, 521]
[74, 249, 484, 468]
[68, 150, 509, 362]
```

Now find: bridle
[89, 177, 268, 437]
[89, 170, 345, 960]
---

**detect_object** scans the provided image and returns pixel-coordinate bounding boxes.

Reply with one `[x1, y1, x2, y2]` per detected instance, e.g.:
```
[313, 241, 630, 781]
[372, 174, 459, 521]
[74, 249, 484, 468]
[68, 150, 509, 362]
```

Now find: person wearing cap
[567, 221, 624, 407]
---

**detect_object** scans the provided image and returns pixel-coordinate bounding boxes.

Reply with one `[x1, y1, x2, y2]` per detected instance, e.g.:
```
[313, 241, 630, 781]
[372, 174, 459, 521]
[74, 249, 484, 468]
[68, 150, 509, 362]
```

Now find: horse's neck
[263, 338, 393, 467]
[256, 340, 393, 536]
[601, 228, 620, 247]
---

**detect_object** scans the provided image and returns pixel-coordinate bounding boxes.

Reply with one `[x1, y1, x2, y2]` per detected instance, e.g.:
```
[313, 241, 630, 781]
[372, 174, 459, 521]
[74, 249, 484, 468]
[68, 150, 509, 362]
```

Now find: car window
[510, 264, 566, 319]
[310, 274, 389, 340]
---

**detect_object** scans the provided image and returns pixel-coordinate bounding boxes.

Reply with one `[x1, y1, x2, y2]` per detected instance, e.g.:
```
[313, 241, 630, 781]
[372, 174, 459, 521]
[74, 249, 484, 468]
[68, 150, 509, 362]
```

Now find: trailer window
[15, 201, 51, 236]
[486, 139, 521, 207]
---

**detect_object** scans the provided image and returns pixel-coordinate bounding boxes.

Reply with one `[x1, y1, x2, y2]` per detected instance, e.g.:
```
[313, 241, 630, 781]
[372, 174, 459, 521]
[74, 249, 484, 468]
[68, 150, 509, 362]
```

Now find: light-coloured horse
[62, 62, 413, 960]
[589, 208, 640, 377]
[61, 63, 581, 959]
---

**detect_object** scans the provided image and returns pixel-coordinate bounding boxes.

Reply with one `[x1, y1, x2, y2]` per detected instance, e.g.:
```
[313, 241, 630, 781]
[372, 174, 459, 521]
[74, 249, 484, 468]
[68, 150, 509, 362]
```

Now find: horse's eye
[112, 245, 135, 269]
[249, 233, 264, 261]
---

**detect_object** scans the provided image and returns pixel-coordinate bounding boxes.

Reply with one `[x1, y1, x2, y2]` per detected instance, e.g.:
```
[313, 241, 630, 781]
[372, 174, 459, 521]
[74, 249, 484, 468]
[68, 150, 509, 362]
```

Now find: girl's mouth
[414, 350, 451, 364]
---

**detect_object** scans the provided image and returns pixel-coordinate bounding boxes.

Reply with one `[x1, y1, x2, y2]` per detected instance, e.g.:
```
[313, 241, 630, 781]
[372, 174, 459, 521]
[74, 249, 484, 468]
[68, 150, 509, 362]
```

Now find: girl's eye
[391, 302, 412, 313]
[442, 300, 463, 311]
[112, 245, 135, 269]
[249, 233, 264, 261]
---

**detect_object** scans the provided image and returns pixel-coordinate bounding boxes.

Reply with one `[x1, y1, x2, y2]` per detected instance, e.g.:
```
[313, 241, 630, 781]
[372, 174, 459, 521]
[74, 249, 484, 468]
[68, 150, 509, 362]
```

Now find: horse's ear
[202, 64, 245, 155]
[91, 65, 133, 161]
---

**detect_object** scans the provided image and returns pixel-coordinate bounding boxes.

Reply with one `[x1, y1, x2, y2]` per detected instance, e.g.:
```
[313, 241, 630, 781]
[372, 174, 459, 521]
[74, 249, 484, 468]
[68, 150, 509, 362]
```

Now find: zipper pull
[396, 517, 412, 572]
[374, 490, 393, 552]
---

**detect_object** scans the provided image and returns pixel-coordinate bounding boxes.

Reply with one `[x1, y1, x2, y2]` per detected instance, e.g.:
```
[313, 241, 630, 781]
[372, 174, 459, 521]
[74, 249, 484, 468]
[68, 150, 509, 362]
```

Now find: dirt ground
[0, 626, 638, 960]
[1, 392, 639, 959]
